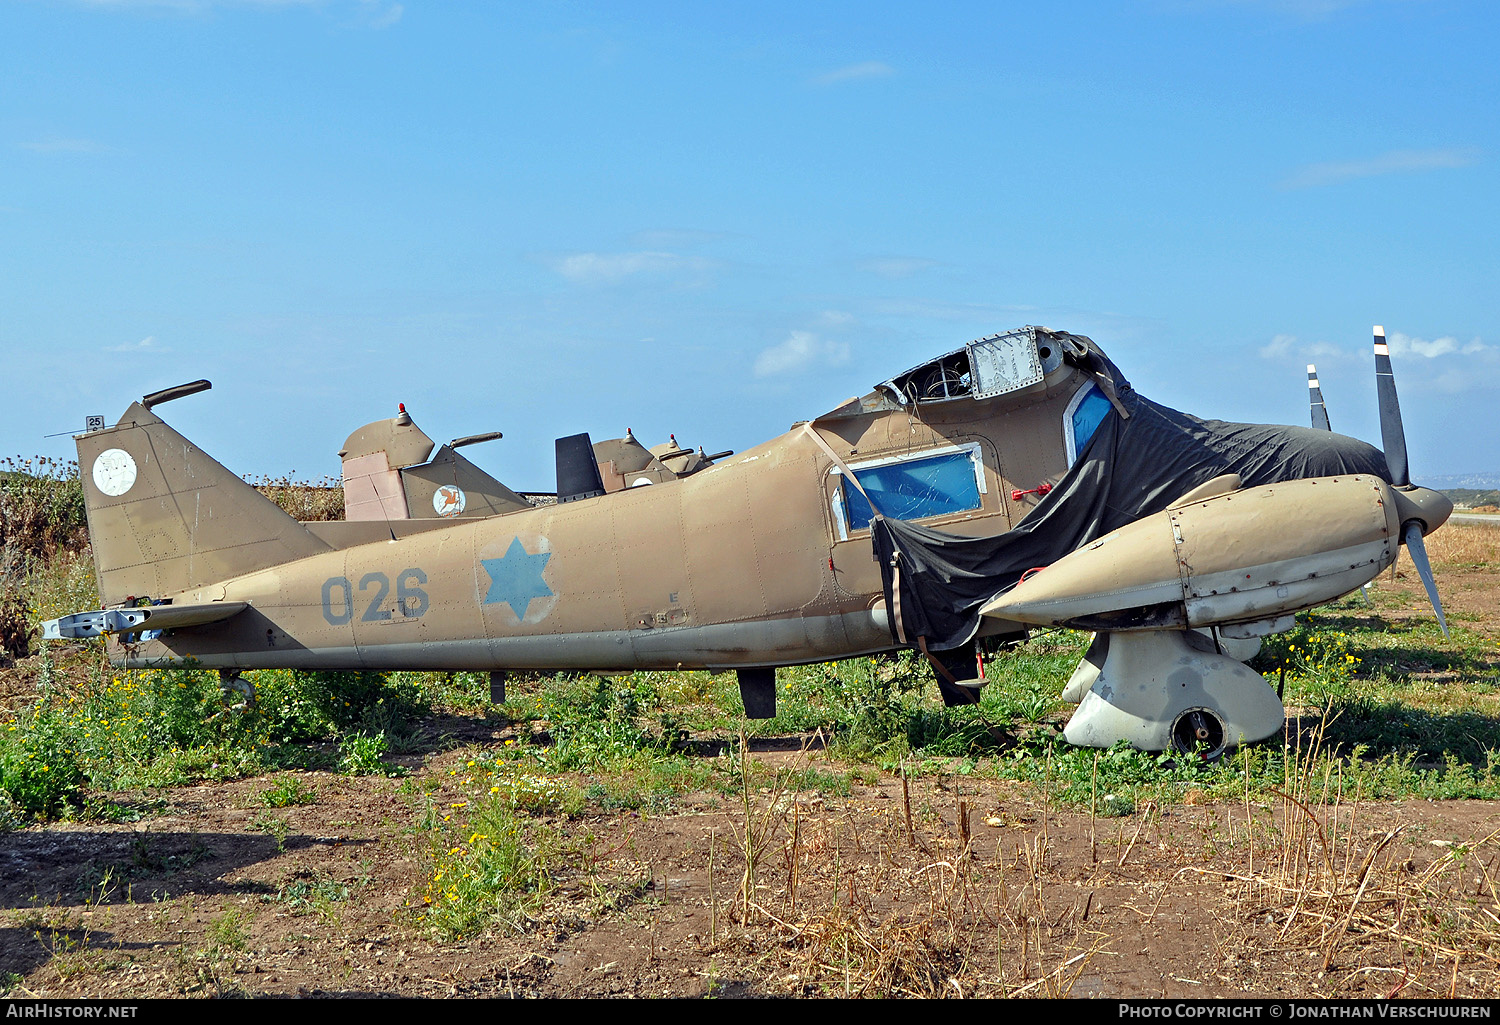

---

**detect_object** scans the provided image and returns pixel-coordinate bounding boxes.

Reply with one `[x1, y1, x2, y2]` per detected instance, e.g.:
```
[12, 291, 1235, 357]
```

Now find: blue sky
[2, 0, 1495, 489]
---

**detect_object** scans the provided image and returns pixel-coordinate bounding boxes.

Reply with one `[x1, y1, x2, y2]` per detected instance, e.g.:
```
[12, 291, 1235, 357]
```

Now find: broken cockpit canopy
[816, 326, 1131, 423]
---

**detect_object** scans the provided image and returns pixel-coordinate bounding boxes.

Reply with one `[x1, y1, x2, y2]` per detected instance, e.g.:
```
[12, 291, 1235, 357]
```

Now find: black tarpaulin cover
[871, 388, 1390, 650]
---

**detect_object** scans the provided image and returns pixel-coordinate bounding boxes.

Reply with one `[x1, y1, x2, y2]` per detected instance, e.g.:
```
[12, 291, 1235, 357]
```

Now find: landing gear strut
[218, 669, 255, 705]
[928, 640, 983, 707]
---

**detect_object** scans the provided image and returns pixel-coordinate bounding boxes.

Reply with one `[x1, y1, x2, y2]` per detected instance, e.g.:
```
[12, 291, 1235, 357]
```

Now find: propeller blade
[1373, 326, 1410, 487]
[1307, 363, 1331, 431]
[1401, 520, 1449, 639]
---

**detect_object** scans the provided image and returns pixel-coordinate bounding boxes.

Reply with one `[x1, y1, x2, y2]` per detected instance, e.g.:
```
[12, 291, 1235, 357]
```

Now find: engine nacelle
[982, 475, 1405, 632]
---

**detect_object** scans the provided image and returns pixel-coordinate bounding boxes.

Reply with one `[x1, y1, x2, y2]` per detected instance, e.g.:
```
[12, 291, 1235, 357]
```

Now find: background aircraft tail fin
[77, 394, 332, 607]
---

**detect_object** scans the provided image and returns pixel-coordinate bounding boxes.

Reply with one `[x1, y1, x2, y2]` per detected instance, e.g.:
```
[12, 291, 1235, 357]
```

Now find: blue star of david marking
[480, 538, 553, 620]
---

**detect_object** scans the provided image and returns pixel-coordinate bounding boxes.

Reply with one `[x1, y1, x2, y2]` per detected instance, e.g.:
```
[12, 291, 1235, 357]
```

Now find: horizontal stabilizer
[42, 602, 248, 640]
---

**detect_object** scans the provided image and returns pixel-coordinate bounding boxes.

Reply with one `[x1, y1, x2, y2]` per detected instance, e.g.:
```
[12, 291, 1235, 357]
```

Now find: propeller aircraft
[44, 325, 1451, 756]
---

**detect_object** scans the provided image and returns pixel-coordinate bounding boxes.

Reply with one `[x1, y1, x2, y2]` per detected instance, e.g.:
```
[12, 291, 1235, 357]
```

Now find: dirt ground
[1, 562, 1497, 1000]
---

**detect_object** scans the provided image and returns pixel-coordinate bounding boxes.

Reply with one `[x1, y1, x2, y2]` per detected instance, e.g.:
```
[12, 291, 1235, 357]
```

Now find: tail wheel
[218, 670, 257, 708]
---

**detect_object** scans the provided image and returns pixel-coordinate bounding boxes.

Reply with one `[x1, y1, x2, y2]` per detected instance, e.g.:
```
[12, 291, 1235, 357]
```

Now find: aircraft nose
[1391, 485, 1453, 537]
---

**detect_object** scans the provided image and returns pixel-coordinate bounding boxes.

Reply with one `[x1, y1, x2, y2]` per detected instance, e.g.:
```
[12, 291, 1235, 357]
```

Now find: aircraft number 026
[322, 569, 429, 626]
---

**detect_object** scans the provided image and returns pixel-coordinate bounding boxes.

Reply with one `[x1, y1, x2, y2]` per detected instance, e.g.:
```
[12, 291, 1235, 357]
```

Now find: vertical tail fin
[77, 396, 331, 606]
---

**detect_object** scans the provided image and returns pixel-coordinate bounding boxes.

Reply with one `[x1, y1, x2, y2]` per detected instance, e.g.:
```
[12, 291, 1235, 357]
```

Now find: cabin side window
[830, 445, 986, 537]
[1064, 383, 1112, 465]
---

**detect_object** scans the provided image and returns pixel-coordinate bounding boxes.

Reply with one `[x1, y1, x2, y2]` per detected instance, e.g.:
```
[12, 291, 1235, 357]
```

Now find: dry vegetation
[242, 476, 345, 522]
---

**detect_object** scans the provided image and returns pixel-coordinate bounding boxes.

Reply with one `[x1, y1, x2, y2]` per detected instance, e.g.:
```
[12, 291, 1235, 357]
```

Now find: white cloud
[1259, 333, 1343, 360]
[547, 250, 709, 285]
[106, 336, 167, 353]
[1280, 148, 1479, 190]
[1259, 333, 1294, 359]
[1259, 330, 1497, 395]
[856, 256, 936, 280]
[812, 61, 895, 86]
[1388, 331, 1488, 359]
[754, 330, 851, 378]
[17, 136, 108, 154]
[358, 0, 401, 28]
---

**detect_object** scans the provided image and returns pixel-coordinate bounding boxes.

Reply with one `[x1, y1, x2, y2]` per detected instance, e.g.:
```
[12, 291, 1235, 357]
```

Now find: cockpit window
[832, 446, 985, 535]
[1065, 383, 1112, 464]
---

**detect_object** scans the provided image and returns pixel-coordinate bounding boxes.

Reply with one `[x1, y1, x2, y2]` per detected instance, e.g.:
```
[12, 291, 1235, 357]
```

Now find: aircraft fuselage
[99, 350, 1094, 672]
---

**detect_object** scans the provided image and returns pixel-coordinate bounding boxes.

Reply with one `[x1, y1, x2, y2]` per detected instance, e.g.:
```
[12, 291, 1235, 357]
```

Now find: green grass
[259, 774, 318, 808]
[7, 605, 1498, 824]
[0, 657, 444, 813]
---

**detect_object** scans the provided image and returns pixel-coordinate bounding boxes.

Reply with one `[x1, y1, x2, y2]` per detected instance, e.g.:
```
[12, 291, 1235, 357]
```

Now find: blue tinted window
[842, 450, 982, 531]
[1071, 385, 1112, 460]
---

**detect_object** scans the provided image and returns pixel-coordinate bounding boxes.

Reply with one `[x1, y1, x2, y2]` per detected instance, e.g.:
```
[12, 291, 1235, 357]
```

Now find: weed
[244, 474, 344, 522]
[258, 774, 317, 808]
[208, 909, 248, 953]
[1207, 720, 1500, 992]
[252, 810, 291, 850]
[338, 731, 394, 776]
[422, 797, 557, 940]
[0, 457, 88, 570]
[728, 731, 806, 922]
[0, 700, 86, 817]
[789, 766, 853, 797]
[75, 863, 119, 906]
[267, 875, 352, 918]
[538, 675, 673, 770]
